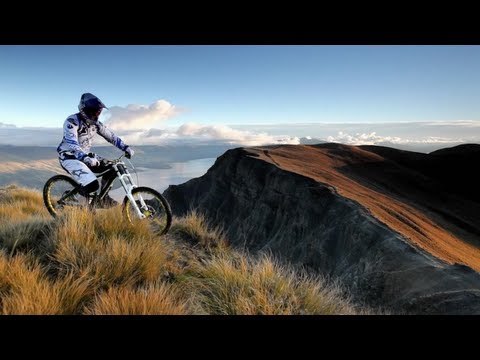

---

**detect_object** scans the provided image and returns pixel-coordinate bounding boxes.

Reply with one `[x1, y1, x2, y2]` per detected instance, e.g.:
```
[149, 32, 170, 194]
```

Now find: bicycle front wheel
[122, 186, 172, 235]
[43, 175, 85, 217]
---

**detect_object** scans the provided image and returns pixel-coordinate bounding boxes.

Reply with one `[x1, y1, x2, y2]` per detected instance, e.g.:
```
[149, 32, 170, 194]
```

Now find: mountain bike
[43, 154, 172, 235]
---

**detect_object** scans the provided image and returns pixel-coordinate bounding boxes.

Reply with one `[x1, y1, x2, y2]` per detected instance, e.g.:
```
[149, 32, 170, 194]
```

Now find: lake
[109, 157, 217, 201]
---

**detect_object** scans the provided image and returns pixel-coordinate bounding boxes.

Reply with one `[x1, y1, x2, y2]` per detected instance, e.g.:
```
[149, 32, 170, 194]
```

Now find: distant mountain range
[0, 144, 234, 189]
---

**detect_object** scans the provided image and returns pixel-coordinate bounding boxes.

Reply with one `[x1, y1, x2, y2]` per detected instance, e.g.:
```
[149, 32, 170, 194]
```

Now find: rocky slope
[163, 144, 480, 314]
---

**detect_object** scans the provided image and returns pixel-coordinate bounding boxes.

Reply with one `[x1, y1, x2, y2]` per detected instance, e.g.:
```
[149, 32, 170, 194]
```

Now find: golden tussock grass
[181, 250, 359, 315]
[0, 185, 50, 221]
[53, 272, 100, 314]
[0, 251, 10, 295]
[84, 283, 189, 315]
[0, 252, 63, 314]
[0, 185, 368, 315]
[0, 217, 53, 255]
[51, 207, 168, 288]
[170, 211, 228, 250]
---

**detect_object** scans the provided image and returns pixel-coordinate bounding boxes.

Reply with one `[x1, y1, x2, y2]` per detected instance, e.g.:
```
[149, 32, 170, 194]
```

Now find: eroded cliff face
[163, 146, 480, 314]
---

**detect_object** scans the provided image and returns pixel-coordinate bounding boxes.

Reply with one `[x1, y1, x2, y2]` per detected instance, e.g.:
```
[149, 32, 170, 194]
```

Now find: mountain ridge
[164, 143, 480, 313]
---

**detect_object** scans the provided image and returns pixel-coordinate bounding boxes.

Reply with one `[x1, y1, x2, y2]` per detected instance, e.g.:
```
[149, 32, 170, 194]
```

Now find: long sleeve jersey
[57, 113, 128, 160]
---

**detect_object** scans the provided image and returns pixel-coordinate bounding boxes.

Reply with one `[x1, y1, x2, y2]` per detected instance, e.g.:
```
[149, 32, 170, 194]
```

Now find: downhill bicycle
[43, 154, 172, 235]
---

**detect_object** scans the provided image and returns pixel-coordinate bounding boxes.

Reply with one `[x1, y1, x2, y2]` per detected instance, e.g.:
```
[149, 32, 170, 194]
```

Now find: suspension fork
[114, 165, 146, 219]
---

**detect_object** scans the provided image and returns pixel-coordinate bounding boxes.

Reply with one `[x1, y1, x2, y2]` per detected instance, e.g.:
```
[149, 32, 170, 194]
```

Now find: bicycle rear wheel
[122, 186, 172, 235]
[43, 175, 86, 217]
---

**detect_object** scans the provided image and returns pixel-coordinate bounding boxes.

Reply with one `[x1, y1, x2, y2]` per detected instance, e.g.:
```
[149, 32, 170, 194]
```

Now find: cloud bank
[110, 123, 300, 147]
[1, 120, 479, 153]
[99, 100, 298, 145]
[104, 100, 181, 131]
[326, 131, 468, 146]
[1, 97, 479, 153]
[322, 131, 475, 152]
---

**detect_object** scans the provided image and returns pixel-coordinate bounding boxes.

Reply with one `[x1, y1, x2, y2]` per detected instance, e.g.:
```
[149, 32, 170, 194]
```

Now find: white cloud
[1, 120, 478, 152]
[326, 121, 480, 145]
[101, 128, 180, 146]
[324, 131, 476, 152]
[326, 131, 403, 145]
[103, 99, 182, 131]
[326, 131, 473, 145]
[234, 120, 480, 140]
[113, 123, 300, 146]
[175, 123, 299, 146]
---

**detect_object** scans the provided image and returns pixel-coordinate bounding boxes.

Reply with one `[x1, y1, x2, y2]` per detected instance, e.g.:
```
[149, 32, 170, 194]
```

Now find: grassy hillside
[0, 184, 367, 315]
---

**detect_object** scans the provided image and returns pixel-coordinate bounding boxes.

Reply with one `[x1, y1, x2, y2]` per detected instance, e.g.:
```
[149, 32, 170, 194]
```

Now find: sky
[1, 45, 480, 151]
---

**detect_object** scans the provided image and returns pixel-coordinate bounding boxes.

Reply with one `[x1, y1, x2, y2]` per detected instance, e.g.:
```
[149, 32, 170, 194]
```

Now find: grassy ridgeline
[0, 185, 366, 315]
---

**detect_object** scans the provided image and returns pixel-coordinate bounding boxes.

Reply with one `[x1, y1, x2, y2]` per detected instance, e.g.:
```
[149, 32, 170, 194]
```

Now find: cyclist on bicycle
[57, 93, 134, 207]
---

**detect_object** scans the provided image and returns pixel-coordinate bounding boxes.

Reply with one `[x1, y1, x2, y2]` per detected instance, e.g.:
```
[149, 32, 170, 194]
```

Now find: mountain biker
[57, 93, 134, 207]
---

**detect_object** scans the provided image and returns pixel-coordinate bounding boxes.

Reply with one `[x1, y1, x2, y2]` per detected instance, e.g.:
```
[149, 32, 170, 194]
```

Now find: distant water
[109, 157, 216, 201]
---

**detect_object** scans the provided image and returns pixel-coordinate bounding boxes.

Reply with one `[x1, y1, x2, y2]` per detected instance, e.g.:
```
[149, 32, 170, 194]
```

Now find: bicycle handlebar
[98, 154, 126, 166]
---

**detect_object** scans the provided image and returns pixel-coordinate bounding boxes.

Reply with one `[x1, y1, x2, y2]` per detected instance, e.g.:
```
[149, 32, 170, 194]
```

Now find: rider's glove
[84, 155, 100, 167]
[125, 147, 135, 159]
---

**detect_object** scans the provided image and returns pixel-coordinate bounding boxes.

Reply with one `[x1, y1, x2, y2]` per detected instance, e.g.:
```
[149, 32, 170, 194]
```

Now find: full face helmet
[78, 93, 107, 123]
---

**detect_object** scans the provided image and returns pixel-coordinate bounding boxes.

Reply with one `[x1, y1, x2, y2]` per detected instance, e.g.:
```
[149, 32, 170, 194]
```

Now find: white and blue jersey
[57, 113, 128, 160]
[57, 113, 128, 187]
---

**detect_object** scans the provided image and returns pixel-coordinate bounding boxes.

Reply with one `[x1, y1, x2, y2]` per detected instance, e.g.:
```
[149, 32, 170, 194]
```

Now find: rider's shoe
[97, 194, 118, 209]
[85, 193, 96, 209]
[60, 191, 79, 206]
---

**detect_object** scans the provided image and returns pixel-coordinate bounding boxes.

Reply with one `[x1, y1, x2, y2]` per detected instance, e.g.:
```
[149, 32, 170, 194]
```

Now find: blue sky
[1, 45, 480, 150]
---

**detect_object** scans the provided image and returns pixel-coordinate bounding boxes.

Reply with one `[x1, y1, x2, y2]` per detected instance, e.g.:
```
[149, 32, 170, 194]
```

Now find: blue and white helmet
[78, 93, 107, 123]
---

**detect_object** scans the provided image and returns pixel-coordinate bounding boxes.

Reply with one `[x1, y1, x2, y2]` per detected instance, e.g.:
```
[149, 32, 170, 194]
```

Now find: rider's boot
[98, 175, 118, 208]
[98, 193, 118, 208]
[85, 193, 97, 209]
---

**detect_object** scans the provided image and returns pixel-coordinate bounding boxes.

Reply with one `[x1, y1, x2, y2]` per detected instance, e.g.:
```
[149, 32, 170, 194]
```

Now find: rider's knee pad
[80, 179, 99, 195]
